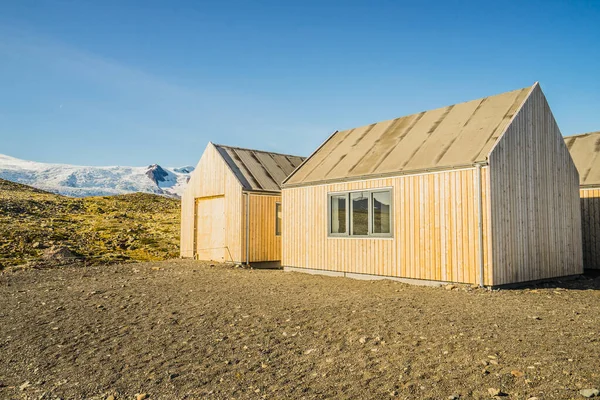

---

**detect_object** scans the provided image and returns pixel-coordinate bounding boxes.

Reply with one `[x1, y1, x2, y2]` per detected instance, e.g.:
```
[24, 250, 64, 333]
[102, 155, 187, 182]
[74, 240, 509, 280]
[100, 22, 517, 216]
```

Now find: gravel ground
[0, 260, 599, 400]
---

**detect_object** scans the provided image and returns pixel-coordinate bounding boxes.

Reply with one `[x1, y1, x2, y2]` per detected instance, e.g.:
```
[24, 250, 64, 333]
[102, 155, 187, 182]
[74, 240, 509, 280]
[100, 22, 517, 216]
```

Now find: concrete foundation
[283, 266, 445, 287]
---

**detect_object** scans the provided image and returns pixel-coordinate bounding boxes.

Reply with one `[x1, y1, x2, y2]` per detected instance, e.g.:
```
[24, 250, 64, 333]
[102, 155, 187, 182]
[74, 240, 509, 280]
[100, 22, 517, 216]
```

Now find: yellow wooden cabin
[180, 143, 305, 265]
[565, 131, 600, 269]
[282, 83, 583, 286]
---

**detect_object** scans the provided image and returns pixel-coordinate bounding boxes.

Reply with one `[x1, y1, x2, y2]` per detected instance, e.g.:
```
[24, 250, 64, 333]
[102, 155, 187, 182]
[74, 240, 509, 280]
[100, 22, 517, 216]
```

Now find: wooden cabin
[565, 131, 600, 269]
[180, 143, 305, 264]
[282, 83, 583, 286]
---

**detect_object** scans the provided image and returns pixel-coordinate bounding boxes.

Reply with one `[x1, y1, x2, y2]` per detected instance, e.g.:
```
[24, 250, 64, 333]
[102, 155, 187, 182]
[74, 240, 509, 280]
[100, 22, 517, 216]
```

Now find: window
[351, 192, 369, 235]
[275, 202, 282, 236]
[330, 194, 347, 235]
[372, 190, 391, 234]
[328, 189, 393, 237]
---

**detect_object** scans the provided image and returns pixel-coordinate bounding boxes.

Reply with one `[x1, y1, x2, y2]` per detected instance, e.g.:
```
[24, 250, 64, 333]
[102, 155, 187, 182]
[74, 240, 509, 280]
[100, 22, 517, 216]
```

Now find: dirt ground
[1, 261, 599, 400]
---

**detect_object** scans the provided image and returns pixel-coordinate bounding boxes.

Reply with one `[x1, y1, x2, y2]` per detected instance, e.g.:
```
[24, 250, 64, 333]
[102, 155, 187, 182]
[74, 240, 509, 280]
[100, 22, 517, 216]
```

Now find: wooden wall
[180, 144, 244, 262]
[282, 168, 493, 285]
[581, 188, 600, 269]
[488, 84, 583, 285]
[243, 193, 282, 262]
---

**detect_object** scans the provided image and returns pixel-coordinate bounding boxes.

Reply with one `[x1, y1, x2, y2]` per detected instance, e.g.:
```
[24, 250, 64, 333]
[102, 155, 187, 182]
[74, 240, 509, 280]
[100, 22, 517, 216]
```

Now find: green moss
[0, 179, 180, 269]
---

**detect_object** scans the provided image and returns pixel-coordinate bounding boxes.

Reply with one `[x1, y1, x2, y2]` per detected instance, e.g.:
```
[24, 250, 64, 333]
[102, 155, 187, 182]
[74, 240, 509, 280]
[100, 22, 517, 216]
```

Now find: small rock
[359, 336, 367, 344]
[390, 390, 398, 397]
[19, 381, 31, 391]
[489, 359, 499, 365]
[580, 389, 600, 398]
[32, 242, 41, 248]
[136, 394, 148, 400]
[527, 397, 539, 400]
[511, 370, 524, 377]
[168, 373, 179, 380]
[488, 388, 507, 397]
[445, 284, 456, 290]
[106, 396, 115, 400]
[304, 348, 316, 355]
[448, 395, 460, 400]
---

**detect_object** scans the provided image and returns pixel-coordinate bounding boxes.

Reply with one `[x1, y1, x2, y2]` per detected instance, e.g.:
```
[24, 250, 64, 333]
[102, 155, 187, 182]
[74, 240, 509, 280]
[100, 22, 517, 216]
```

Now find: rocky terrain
[1, 260, 599, 399]
[0, 178, 180, 269]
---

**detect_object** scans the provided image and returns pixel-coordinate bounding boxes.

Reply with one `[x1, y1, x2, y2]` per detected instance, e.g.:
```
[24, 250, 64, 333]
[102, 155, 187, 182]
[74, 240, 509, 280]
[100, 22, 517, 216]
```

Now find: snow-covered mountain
[0, 153, 193, 198]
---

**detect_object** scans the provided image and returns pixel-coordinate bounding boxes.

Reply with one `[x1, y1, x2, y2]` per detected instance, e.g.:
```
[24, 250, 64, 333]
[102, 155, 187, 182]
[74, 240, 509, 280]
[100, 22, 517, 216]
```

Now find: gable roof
[565, 131, 600, 187]
[213, 143, 305, 192]
[284, 84, 535, 187]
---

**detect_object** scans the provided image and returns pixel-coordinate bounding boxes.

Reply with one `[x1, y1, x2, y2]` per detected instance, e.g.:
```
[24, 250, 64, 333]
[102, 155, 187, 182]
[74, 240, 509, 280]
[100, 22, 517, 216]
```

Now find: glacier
[0, 153, 193, 198]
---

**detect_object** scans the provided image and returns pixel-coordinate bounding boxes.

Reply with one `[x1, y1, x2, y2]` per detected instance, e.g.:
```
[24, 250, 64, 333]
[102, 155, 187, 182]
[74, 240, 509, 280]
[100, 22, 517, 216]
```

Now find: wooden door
[195, 196, 226, 262]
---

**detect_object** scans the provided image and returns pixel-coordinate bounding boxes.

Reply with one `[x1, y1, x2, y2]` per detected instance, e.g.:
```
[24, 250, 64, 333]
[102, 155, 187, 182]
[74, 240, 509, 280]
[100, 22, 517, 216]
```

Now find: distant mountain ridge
[0, 153, 193, 198]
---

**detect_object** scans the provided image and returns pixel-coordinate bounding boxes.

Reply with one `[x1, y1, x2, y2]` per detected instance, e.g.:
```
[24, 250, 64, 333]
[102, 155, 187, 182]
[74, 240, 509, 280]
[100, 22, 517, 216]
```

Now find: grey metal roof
[565, 131, 600, 187]
[284, 85, 534, 187]
[213, 143, 305, 192]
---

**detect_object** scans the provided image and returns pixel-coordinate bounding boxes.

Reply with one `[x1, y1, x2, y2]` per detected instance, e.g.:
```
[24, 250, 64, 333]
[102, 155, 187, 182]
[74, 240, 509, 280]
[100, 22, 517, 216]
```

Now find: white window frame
[327, 188, 393, 238]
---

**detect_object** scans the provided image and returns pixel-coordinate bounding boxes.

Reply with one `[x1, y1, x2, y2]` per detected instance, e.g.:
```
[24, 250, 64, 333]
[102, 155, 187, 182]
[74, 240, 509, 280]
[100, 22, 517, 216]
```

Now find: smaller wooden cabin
[180, 143, 305, 264]
[565, 131, 600, 269]
[282, 83, 583, 286]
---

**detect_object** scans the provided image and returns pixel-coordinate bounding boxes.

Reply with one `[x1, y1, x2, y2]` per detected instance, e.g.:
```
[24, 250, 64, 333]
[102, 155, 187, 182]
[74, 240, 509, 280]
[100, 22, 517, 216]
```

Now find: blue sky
[0, 0, 599, 167]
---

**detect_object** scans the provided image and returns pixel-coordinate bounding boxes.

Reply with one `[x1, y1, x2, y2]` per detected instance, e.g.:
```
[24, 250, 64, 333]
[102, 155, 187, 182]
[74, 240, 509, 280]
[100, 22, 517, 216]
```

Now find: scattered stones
[580, 389, 600, 398]
[488, 388, 507, 397]
[42, 246, 75, 261]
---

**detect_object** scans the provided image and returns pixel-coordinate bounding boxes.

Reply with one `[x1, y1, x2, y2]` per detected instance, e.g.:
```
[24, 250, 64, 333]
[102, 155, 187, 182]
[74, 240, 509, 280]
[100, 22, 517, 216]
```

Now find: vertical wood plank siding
[243, 194, 282, 262]
[488, 85, 583, 285]
[180, 144, 244, 262]
[580, 188, 600, 269]
[282, 168, 493, 285]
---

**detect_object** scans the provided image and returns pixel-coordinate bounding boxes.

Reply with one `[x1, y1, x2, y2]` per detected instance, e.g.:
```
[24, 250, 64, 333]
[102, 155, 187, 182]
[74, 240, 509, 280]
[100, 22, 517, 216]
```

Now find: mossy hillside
[0, 179, 180, 269]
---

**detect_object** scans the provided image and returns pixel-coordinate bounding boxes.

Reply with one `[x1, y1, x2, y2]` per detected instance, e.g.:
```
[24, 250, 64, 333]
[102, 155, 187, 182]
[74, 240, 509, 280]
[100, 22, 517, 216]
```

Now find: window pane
[351, 192, 369, 235]
[372, 191, 391, 234]
[330, 195, 347, 234]
[276, 203, 282, 236]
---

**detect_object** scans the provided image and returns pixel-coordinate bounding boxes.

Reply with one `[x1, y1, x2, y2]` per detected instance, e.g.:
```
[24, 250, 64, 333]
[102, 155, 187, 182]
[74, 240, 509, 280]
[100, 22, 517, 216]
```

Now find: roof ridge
[332, 85, 533, 134]
[212, 143, 305, 159]
[564, 131, 600, 139]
